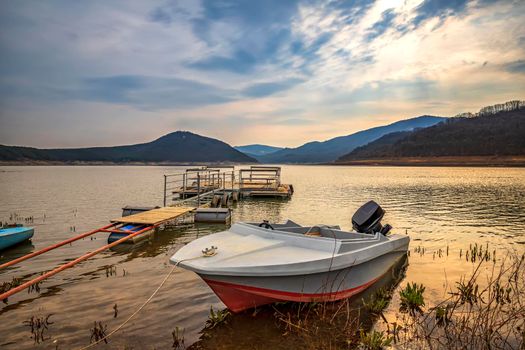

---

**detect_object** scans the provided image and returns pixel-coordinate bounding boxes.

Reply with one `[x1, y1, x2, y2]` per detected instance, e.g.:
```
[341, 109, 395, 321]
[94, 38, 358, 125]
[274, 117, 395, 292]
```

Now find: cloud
[242, 78, 304, 98]
[366, 9, 398, 40]
[503, 60, 525, 74]
[149, 7, 173, 25]
[0, 0, 524, 148]
[80, 75, 236, 109]
[183, 0, 299, 74]
[412, 0, 469, 27]
[187, 50, 258, 74]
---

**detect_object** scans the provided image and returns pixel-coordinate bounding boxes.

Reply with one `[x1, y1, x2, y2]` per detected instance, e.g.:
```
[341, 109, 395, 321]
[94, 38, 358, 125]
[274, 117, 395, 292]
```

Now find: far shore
[1, 156, 525, 167]
[0, 161, 252, 166]
[333, 156, 525, 167]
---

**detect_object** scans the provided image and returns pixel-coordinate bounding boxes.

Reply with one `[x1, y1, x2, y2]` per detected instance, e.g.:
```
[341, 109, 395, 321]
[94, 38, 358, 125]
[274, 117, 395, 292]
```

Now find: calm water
[0, 166, 524, 349]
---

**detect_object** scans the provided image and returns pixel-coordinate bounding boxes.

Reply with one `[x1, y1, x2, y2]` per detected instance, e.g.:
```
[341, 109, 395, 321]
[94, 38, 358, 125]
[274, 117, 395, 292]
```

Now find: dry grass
[391, 253, 525, 349]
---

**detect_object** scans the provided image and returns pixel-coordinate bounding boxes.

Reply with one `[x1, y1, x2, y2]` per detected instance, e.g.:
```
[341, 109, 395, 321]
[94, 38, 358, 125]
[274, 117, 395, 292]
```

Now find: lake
[1, 165, 524, 349]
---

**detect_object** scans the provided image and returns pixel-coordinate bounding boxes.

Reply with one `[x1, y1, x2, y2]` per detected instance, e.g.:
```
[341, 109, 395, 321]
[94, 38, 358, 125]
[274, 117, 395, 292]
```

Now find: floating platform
[194, 208, 231, 223]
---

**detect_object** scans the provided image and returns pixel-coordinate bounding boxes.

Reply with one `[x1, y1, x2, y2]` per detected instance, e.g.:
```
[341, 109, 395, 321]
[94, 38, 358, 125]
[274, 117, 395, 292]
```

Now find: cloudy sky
[0, 0, 524, 148]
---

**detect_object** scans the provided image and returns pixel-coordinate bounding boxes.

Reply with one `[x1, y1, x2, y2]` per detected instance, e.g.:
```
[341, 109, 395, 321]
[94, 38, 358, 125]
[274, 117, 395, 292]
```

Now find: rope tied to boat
[77, 252, 214, 350]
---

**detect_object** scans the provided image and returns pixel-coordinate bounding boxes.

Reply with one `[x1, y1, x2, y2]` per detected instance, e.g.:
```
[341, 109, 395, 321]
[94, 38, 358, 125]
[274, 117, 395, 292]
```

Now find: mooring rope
[77, 265, 176, 350]
[77, 252, 211, 350]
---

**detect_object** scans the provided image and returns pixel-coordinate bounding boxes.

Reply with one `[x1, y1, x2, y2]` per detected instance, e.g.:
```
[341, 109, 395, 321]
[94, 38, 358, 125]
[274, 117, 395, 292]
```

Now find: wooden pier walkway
[111, 206, 195, 225]
[0, 206, 195, 301]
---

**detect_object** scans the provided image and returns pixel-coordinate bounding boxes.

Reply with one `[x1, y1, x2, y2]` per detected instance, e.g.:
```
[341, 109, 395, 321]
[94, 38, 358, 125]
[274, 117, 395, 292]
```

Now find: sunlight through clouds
[0, 0, 523, 148]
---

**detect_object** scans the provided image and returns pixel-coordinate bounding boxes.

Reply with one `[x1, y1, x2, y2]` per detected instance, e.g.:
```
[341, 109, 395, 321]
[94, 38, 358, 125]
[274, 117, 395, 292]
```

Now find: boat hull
[200, 250, 406, 312]
[107, 224, 154, 244]
[0, 227, 34, 251]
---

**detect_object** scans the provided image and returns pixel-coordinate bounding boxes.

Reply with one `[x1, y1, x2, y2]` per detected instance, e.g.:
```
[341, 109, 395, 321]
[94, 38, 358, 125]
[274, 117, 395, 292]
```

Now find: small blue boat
[0, 225, 34, 251]
[107, 224, 153, 244]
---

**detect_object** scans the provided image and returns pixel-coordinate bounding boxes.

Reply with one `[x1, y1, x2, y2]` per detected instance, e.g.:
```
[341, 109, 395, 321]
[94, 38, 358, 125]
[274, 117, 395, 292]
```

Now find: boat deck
[111, 206, 195, 225]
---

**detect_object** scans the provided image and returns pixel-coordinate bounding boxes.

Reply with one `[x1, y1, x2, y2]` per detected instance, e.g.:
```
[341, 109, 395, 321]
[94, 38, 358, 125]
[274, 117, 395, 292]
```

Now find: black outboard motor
[352, 200, 392, 235]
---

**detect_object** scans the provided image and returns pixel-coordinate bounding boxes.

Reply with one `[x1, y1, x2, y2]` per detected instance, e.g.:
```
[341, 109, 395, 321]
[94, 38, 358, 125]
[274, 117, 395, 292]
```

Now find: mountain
[234, 144, 283, 158]
[338, 101, 525, 162]
[257, 116, 446, 163]
[0, 131, 256, 164]
[338, 131, 413, 160]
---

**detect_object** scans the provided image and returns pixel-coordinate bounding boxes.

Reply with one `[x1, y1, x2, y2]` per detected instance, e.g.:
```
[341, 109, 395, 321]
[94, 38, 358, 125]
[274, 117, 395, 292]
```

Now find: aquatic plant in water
[23, 314, 54, 344]
[172, 326, 185, 349]
[399, 282, 425, 315]
[90, 321, 108, 344]
[358, 329, 393, 350]
[205, 306, 230, 329]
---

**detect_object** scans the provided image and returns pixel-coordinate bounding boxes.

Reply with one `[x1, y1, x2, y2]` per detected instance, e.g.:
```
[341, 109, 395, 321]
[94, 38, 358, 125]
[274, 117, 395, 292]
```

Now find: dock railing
[163, 167, 236, 207]
[238, 166, 281, 192]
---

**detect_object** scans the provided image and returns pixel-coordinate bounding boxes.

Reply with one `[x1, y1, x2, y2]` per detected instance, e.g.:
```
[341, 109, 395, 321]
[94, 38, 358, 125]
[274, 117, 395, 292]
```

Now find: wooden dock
[164, 166, 294, 206]
[111, 206, 195, 225]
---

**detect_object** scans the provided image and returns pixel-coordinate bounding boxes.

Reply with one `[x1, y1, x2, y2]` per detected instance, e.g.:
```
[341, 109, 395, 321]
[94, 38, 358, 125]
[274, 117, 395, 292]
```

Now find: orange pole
[0, 223, 117, 270]
[0, 224, 154, 301]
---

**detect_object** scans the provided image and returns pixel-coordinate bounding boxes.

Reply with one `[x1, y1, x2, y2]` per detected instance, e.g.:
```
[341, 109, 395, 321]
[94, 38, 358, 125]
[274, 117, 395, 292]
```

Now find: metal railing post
[163, 175, 167, 207]
[197, 174, 201, 207]
[183, 173, 186, 198]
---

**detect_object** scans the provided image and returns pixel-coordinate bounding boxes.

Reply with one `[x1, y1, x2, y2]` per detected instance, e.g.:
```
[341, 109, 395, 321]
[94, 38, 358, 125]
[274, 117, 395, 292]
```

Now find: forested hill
[338, 101, 525, 161]
[0, 131, 256, 164]
[257, 115, 445, 163]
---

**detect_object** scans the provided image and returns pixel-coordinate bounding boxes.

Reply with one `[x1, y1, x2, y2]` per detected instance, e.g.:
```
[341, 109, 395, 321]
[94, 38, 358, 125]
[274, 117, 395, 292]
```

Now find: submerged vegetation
[172, 326, 185, 350]
[204, 307, 230, 330]
[89, 321, 108, 344]
[23, 314, 54, 344]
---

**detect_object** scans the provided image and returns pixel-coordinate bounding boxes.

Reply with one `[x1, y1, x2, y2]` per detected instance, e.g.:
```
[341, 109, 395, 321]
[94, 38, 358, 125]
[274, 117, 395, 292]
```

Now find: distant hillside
[258, 116, 445, 163]
[0, 131, 256, 164]
[338, 101, 525, 162]
[234, 144, 283, 158]
[340, 131, 413, 159]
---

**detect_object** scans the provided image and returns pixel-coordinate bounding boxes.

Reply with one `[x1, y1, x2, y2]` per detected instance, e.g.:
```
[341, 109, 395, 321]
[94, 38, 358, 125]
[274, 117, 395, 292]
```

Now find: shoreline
[1, 156, 525, 167]
[0, 161, 254, 166]
[332, 156, 525, 167]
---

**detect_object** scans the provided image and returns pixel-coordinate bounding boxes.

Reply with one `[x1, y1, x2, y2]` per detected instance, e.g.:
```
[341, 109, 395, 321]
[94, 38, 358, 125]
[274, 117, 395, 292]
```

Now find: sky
[0, 0, 524, 148]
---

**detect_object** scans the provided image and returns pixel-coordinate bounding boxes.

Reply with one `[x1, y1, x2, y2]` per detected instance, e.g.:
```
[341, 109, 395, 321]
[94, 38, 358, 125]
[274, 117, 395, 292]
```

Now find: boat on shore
[170, 201, 410, 312]
[0, 225, 34, 251]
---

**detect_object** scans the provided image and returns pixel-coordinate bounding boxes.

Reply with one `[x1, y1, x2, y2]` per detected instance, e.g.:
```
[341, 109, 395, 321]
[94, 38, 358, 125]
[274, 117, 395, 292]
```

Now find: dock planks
[111, 206, 195, 225]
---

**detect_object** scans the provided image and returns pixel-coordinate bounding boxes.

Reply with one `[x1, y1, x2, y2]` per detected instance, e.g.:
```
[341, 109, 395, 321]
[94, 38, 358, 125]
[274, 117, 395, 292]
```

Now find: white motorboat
[170, 201, 410, 312]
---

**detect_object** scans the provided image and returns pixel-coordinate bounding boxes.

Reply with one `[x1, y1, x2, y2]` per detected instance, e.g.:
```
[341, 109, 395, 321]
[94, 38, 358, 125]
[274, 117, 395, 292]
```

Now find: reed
[90, 321, 108, 344]
[392, 252, 525, 349]
[172, 326, 185, 349]
[23, 314, 54, 344]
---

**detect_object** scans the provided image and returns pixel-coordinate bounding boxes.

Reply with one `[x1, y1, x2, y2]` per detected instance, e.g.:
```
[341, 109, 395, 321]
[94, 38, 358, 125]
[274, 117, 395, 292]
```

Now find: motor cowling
[352, 200, 391, 235]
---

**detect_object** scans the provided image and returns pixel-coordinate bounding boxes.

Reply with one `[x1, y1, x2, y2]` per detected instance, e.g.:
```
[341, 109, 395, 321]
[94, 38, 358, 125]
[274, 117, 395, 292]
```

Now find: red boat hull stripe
[202, 276, 381, 312]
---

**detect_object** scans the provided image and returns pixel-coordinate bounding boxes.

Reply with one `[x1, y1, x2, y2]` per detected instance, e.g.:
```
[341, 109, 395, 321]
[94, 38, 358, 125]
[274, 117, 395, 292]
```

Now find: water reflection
[190, 255, 408, 350]
[0, 240, 35, 265]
